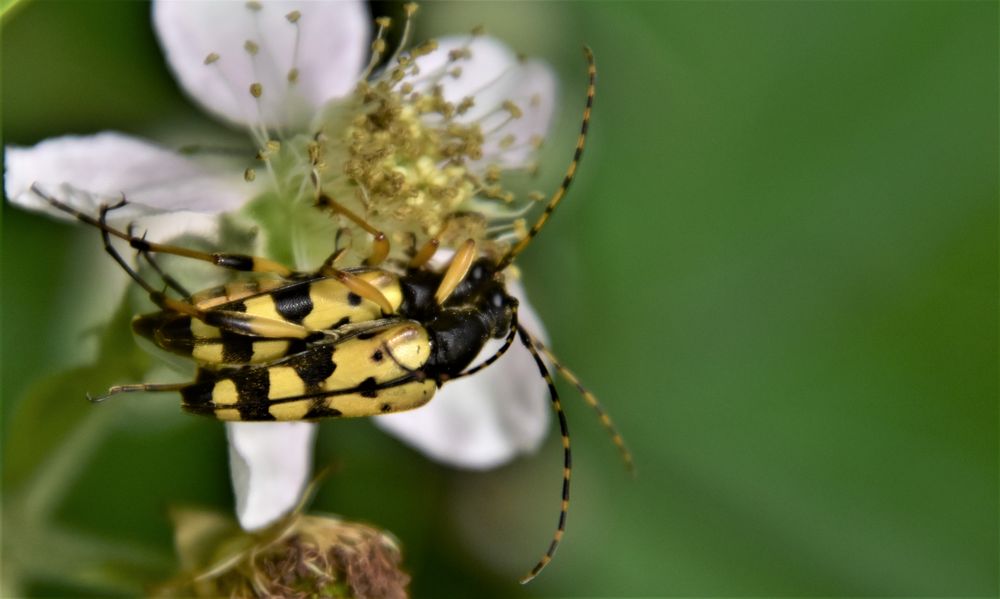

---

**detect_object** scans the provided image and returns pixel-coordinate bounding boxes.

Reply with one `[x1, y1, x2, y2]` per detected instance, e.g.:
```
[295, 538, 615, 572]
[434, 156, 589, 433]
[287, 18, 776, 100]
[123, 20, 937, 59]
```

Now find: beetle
[31, 47, 631, 583]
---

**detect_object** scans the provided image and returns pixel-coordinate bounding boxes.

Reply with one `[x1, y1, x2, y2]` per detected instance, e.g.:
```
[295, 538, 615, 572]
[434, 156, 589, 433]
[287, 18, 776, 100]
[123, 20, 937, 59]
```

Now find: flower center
[315, 67, 491, 257]
[215, 4, 546, 267]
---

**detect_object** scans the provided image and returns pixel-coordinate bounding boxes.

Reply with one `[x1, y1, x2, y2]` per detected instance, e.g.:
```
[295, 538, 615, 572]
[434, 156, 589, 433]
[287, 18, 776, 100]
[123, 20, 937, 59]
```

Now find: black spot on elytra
[372, 349, 384, 362]
[272, 284, 314, 324]
[357, 331, 377, 340]
[380, 403, 392, 413]
[358, 376, 379, 398]
[332, 316, 351, 329]
[346, 292, 362, 306]
[180, 381, 214, 406]
[234, 368, 273, 421]
[221, 331, 254, 363]
[291, 345, 335, 389]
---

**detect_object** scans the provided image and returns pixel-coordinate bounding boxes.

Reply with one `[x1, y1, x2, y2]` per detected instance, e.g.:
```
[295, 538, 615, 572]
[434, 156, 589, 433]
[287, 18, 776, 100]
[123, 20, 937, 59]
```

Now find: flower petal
[153, 0, 370, 130]
[413, 36, 557, 169]
[227, 421, 316, 530]
[4, 132, 251, 221]
[375, 280, 551, 469]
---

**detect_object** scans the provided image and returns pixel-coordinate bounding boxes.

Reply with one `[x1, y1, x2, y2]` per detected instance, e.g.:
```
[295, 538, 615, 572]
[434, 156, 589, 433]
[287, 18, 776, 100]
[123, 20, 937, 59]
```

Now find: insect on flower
[30, 45, 632, 582]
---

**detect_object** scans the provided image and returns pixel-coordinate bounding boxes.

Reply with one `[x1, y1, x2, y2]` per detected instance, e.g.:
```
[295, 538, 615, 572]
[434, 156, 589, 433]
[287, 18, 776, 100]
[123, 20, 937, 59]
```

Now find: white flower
[4, 0, 556, 532]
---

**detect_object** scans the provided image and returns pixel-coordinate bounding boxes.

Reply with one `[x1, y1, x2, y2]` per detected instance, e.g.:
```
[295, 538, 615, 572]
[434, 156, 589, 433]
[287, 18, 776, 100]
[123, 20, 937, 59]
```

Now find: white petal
[153, 0, 370, 130]
[375, 280, 551, 469]
[413, 36, 557, 169]
[4, 132, 251, 221]
[226, 421, 316, 530]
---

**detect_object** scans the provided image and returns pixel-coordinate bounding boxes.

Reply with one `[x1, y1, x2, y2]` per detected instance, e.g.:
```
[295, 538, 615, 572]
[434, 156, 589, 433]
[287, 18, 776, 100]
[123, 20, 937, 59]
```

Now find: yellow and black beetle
[31, 48, 631, 583]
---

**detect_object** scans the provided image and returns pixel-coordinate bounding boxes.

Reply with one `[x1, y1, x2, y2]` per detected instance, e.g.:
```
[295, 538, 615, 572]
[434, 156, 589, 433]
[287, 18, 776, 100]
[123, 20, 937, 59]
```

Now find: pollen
[229, 6, 552, 265]
[315, 52, 507, 254]
[503, 100, 523, 119]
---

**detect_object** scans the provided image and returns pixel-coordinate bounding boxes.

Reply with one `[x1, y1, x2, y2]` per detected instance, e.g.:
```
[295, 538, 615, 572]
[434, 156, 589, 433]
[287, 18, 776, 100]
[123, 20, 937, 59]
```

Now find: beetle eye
[491, 290, 505, 308]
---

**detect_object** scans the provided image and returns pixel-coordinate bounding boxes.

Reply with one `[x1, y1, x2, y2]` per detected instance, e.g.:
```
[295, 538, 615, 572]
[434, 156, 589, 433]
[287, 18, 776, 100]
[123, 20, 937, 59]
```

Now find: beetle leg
[316, 193, 390, 266]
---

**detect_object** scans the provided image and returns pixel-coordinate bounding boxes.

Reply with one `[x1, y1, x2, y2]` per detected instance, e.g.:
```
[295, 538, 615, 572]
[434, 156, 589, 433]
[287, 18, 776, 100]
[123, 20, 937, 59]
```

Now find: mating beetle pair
[33, 48, 630, 583]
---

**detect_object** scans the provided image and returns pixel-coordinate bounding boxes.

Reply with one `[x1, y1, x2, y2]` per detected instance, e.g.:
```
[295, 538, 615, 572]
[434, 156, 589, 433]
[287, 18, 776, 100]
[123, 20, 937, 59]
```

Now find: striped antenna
[530, 336, 635, 475]
[516, 325, 572, 584]
[496, 47, 596, 271]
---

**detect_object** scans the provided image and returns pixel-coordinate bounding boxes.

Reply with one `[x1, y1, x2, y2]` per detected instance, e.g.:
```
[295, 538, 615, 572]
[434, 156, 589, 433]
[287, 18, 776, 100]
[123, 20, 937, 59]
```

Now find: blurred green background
[2, 1, 996, 597]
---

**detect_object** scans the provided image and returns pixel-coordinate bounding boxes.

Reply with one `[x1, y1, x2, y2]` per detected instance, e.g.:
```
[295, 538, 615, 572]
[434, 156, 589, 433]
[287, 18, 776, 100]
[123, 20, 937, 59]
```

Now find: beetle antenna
[526, 332, 634, 476]
[87, 382, 187, 403]
[496, 46, 595, 271]
[516, 325, 571, 584]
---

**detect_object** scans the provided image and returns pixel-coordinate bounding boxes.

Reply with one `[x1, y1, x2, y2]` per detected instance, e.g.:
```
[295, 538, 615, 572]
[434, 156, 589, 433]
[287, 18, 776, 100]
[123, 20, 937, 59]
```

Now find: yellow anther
[244, 168, 256, 182]
[485, 165, 501, 184]
[204, 52, 220, 65]
[449, 67, 463, 79]
[456, 96, 474, 115]
[286, 10, 301, 23]
[266, 140, 281, 152]
[403, 2, 419, 17]
[530, 94, 542, 107]
[412, 39, 438, 57]
[307, 141, 321, 164]
[244, 40, 259, 55]
[503, 100, 523, 119]
[287, 68, 299, 83]
[400, 82, 414, 94]
[499, 134, 516, 149]
[249, 83, 263, 98]
[471, 24, 485, 36]
[375, 16, 391, 28]
[246, 1, 261, 11]
[528, 190, 546, 202]
[448, 47, 471, 61]
[373, 38, 387, 53]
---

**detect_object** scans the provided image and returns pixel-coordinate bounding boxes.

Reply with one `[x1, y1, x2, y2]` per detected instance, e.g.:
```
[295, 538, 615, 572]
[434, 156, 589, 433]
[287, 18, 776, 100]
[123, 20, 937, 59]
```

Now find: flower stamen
[286, 10, 302, 86]
[361, 17, 392, 80]
[202, 55, 268, 147]
[385, 3, 419, 71]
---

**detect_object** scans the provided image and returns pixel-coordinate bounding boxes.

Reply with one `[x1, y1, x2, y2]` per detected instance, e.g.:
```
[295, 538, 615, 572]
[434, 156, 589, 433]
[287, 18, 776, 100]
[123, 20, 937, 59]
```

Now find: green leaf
[4, 299, 149, 490]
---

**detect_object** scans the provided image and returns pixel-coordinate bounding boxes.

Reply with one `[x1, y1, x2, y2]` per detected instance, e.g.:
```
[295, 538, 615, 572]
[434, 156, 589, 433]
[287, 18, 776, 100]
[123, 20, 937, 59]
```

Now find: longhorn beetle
[32, 47, 632, 583]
